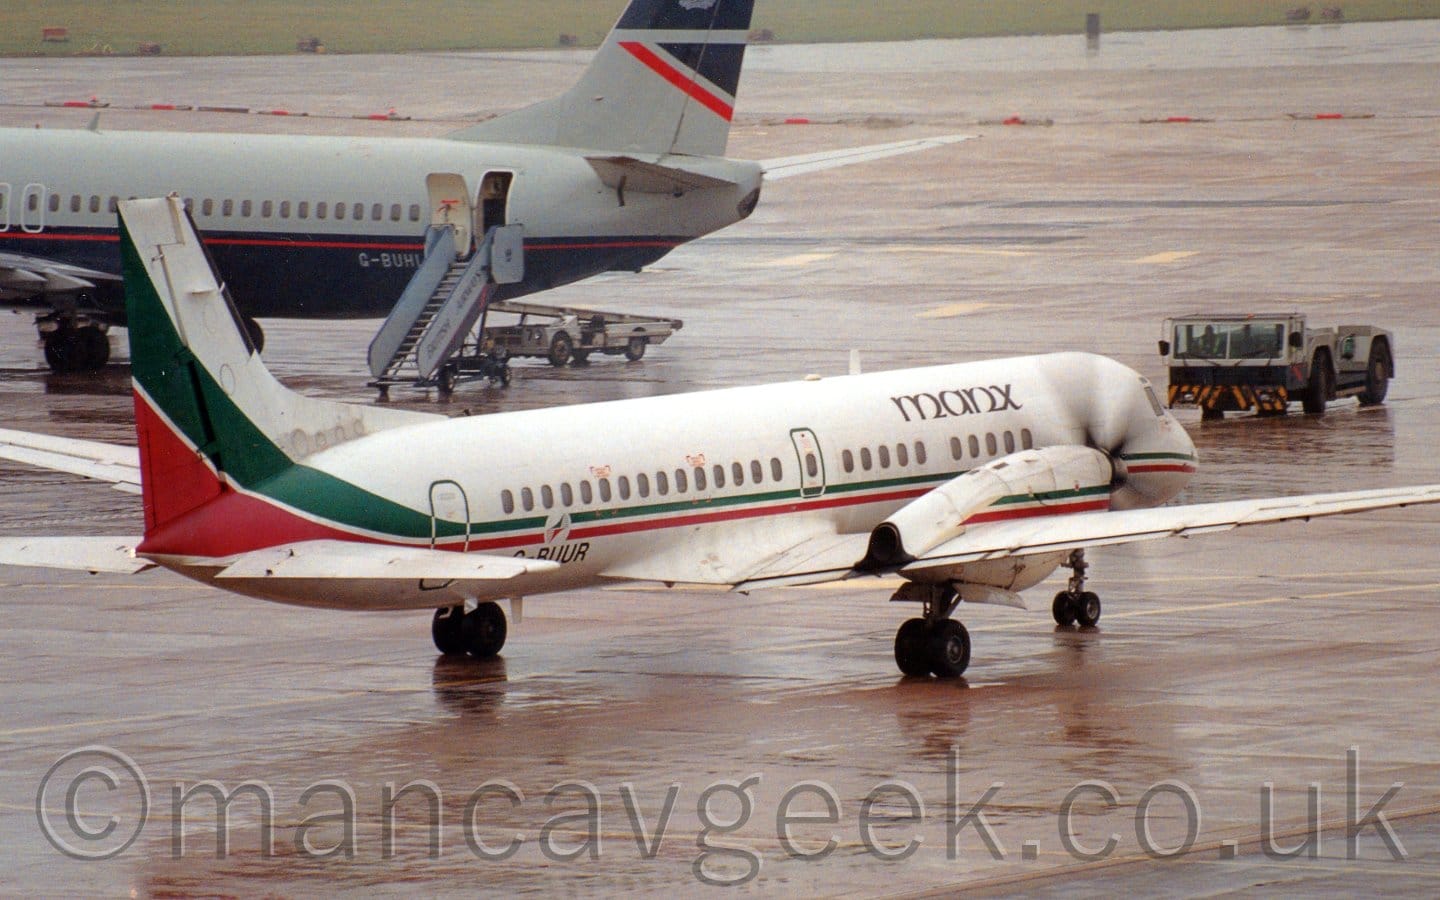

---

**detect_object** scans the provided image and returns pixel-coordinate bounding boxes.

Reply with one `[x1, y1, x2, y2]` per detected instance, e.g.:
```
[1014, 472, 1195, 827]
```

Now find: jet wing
[0, 251, 119, 302]
[760, 134, 975, 181]
[216, 540, 560, 582]
[0, 537, 150, 574]
[0, 428, 141, 493]
[585, 156, 737, 194]
[734, 484, 1440, 591]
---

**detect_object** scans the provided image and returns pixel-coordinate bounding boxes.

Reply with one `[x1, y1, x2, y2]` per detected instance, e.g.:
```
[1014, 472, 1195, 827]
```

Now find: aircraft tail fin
[118, 198, 436, 539]
[448, 0, 755, 157]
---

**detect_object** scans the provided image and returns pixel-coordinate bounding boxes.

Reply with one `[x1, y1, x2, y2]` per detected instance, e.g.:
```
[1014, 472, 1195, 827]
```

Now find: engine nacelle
[861, 445, 1116, 568]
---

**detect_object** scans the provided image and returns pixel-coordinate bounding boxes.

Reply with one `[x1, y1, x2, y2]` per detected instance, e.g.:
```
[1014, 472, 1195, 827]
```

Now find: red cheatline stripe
[1127, 463, 1197, 474]
[963, 498, 1110, 525]
[618, 40, 734, 122]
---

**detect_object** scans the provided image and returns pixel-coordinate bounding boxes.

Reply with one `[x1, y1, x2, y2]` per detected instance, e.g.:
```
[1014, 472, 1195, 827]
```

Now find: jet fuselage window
[316, 201, 328, 220]
[107, 196, 119, 213]
[712, 464, 725, 489]
[1021, 428, 1033, 449]
[618, 476, 631, 500]
[279, 201, 291, 218]
[694, 467, 707, 491]
[842, 449, 855, 473]
[805, 454, 818, 478]
[732, 462, 744, 486]
[334, 201, 345, 220]
[656, 471, 669, 496]
[353, 202, 364, 220]
[27, 193, 39, 212]
[636, 473, 650, 498]
[915, 441, 927, 465]
[261, 200, 273, 218]
[409, 203, 422, 222]
[69, 195, 81, 213]
[950, 437, 962, 460]
[985, 434, 998, 456]
[241, 200, 252, 217]
[896, 443, 908, 467]
[48, 194, 59, 213]
[521, 487, 534, 512]
[298, 201, 309, 219]
[222, 199, 234, 216]
[860, 448, 872, 471]
[540, 484, 555, 509]
[750, 460, 763, 483]
[560, 482, 574, 506]
[88, 195, 100, 213]
[501, 490, 515, 514]
[878, 446, 891, 469]
[770, 458, 783, 481]
[390, 203, 402, 222]
[674, 469, 687, 493]
[969, 435, 981, 458]
[202, 199, 214, 216]
[1004, 431, 1015, 453]
[599, 478, 612, 502]
[580, 480, 593, 505]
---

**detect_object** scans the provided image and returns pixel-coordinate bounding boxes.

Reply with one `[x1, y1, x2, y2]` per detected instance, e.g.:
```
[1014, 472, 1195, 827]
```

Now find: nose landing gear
[1051, 549, 1102, 628]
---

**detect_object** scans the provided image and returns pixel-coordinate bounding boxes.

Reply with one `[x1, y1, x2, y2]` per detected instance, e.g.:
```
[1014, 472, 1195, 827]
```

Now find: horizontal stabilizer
[0, 428, 141, 493]
[586, 156, 737, 193]
[0, 537, 149, 574]
[761, 134, 975, 181]
[216, 540, 561, 582]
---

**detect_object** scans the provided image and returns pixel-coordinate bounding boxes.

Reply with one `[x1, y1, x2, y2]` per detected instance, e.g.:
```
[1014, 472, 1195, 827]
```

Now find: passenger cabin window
[371, 203, 383, 221]
[201, 199, 214, 216]
[878, 446, 891, 468]
[770, 458, 783, 481]
[843, 449, 855, 473]
[674, 469, 687, 493]
[560, 482, 574, 507]
[751, 460, 763, 483]
[89, 195, 101, 213]
[599, 478, 612, 502]
[316, 201, 328, 220]
[69, 195, 81, 213]
[541, 485, 554, 509]
[896, 443, 908, 467]
[262, 200, 273, 218]
[409, 203, 422, 222]
[860, 448, 872, 471]
[241, 199, 252, 217]
[969, 435, 980, 458]
[297, 201, 309, 219]
[521, 487, 534, 512]
[985, 434, 998, 456]
[1004, 432, 1016, 453]
[950, 437, 963, 460]
[353, 202, 365, 220]
[580, 481, 593, 504]
[501, 490, 515, 514]
[279, 201, 291, 218]
[804, 454, 818, 478]
[712, 464, 725, 489]
[618, 476, 631, 500]
[48, 194, 59, 213]
[108, 196, 119, 213]
[695, 467, 707, 491]
[732, 462, 744, 486]
[222, 199, 234, 216]
[915, 441, 927, 465]
[636, 473, 650, 498]
[656, 471, 669, 496]
[390, 203, 402, 222]
[1021, 428, 1033, 449]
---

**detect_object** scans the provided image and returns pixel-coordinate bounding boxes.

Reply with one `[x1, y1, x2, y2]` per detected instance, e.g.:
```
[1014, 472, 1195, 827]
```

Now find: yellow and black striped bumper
[1168, 384, 1288, 412]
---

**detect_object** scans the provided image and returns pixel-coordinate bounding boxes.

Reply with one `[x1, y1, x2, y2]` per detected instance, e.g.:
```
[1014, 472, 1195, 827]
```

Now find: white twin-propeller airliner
[3, 197, 1438, 677]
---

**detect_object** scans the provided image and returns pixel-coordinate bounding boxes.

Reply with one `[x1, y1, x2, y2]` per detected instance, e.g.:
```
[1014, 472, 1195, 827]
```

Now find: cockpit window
[1143, 383, 1165, 416]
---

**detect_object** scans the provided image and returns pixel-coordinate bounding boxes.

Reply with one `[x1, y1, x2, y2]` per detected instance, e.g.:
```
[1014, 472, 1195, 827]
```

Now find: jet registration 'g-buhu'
[3, 198, 1439, 677]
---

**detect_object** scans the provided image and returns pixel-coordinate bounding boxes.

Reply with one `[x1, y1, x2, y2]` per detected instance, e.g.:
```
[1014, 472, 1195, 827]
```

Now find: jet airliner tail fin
[118, 198, 437, 538]
[448, 0, 755, 157]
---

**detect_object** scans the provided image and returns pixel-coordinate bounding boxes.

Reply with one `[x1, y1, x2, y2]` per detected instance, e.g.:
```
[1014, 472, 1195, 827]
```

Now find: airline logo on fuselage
[890, 384, 1022, 422]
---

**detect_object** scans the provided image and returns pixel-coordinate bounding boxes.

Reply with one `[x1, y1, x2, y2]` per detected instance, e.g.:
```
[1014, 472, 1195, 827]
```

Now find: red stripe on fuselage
[618, 41, 735, 122]
[962, 498, 1111, 525]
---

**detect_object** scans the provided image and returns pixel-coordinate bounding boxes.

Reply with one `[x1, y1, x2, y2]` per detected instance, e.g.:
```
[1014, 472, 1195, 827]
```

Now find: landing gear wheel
[927, 619, 971, 678]
[79, 326, 110, 369]
[894, 618, 931, 677]
[1302, 354, 1330, 415]
[432, 606, 467, 655]
[624, 335, 647, 361]
[1074, 591, 1102, 628]
[242, 316, 266, 354]
[43, 330, 81, 373]
[1358, 349, 1389, 405]
[1052, 591, 1077, 626]
[462, 601, 507, 658]
[547, 333, 573, 367]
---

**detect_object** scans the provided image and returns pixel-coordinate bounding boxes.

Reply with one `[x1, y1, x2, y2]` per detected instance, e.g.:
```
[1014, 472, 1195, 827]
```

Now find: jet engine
[860, 445, 1116, 569]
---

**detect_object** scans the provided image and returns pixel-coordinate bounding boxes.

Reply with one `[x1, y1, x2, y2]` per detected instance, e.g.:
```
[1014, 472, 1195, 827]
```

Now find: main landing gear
[892, 583, 971, 678]
[1051, 549, 1102, 628]
[432, 602, 507, 658]
[43, 325, 111, 372]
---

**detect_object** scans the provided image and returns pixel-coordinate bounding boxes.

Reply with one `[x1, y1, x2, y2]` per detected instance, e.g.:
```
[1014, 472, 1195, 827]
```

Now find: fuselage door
[425, 173, 472, 258]
[478, 171, 513, 237]
[790, 428, 826, 499]
[21, 183, 45, 234]
[428, 479, 471, 552]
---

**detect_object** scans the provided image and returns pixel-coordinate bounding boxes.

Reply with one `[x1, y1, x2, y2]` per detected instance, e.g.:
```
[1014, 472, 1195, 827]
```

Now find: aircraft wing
[0, 537, 150, 574]
[0, 428, 142, 493]
[760, 134, 975, 181]
[217, 540, 560, 582]
[734, 484, 1440, 591]
[0, 251, 120, 302]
